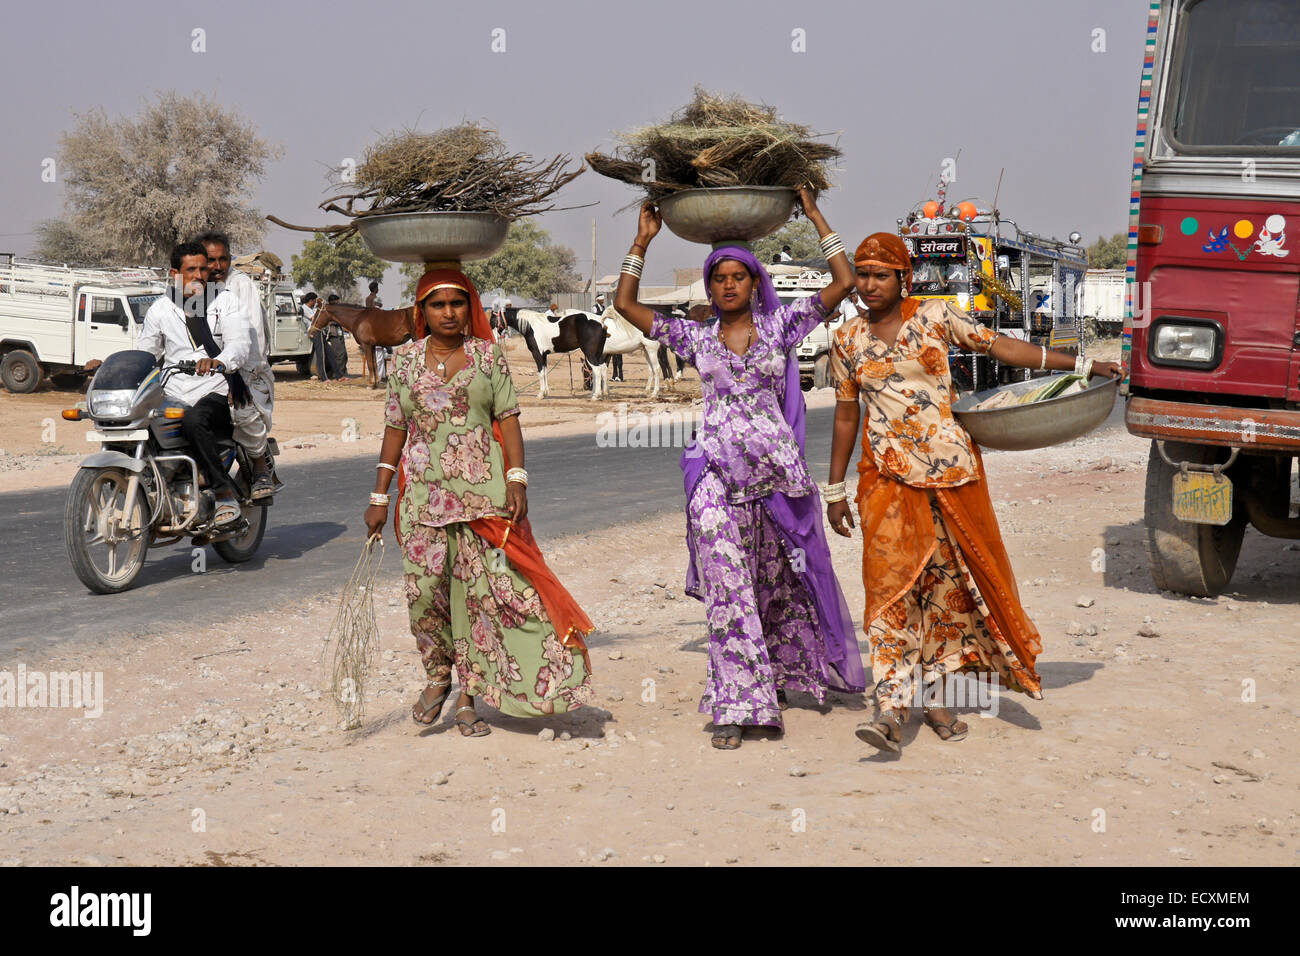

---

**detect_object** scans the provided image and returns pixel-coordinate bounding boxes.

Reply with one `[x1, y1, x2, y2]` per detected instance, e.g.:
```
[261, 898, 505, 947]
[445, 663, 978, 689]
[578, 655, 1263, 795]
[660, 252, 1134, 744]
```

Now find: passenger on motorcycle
[199, 231, 279, 499]
[137, 241, 251, 527]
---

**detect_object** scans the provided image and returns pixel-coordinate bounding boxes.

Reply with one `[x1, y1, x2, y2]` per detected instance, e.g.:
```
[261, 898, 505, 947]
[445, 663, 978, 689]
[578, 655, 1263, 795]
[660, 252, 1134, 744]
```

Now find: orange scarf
[396, 268, 593, 659]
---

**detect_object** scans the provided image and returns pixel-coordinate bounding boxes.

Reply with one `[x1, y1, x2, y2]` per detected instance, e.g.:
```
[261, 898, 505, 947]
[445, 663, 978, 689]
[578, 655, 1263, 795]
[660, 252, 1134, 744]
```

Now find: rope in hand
[319, 533, 385, 730]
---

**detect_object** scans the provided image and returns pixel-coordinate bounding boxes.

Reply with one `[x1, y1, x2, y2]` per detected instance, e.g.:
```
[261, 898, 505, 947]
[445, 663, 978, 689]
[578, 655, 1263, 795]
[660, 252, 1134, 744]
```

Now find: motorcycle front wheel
[64, 467, 151, 594]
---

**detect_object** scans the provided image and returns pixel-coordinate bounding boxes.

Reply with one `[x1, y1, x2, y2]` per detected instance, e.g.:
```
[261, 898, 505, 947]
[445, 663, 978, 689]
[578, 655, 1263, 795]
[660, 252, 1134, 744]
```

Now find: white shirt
[137, 290, 251, 405]
[778, 251, 793, 262]
[222, 270, 268, 370]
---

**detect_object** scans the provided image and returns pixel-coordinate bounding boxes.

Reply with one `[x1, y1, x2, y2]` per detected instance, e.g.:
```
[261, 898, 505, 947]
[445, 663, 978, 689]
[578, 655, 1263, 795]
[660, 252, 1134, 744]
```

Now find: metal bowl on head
[952, 373, 1119, 451]
[658, 186, 797, 246]
[355, 210, 510, 265]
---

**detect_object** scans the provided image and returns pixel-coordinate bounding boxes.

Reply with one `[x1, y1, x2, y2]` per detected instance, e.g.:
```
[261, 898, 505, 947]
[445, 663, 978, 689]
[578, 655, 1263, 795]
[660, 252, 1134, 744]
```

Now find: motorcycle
[63, 349, 277, 594]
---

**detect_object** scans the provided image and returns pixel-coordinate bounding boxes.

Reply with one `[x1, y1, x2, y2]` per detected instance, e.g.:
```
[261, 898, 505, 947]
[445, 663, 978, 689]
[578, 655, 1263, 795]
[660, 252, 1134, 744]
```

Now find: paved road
[0, 407, 842, 652]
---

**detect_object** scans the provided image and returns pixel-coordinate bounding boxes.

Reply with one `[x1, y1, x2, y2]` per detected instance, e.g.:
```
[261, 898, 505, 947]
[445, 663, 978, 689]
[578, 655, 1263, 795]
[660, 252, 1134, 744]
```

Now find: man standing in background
[325, 293, 349, 378]
[303, 292, 331, 381]
[199, 232, 278, 498]
[595, 292, 622, 382]
[365, 280, 391, 381]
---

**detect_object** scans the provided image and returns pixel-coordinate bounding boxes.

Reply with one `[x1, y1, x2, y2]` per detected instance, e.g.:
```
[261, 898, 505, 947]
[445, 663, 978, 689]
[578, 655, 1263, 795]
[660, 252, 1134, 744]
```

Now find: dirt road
[1, 412, 1295, 866]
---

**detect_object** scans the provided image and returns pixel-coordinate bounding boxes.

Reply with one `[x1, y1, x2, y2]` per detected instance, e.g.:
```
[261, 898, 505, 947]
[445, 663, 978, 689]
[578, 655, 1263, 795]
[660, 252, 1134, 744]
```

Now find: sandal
[711, 724, 743, 750]
[454, 705, 491, 737]
[410, 677, 452, 725]
[213, 498, 241, 527]
[924, 708, 969, 742]
[855, 711, 902, 753]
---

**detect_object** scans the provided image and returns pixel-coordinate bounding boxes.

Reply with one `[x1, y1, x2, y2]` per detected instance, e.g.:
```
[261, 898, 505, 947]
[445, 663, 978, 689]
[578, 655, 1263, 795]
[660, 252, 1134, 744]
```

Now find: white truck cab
[773, 267, 854, 390]
[0, 256, 162, 392]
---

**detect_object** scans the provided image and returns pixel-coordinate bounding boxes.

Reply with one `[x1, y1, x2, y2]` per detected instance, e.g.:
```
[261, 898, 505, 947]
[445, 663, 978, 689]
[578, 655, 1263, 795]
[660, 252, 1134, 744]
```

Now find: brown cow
[308, 304, 416, 388]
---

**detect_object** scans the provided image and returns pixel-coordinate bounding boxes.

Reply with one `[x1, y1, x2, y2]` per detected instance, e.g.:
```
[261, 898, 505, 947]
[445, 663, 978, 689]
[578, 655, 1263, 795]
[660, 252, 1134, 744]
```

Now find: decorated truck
[897, 199, 1088, 394]
[1122, 0, 1300, 597]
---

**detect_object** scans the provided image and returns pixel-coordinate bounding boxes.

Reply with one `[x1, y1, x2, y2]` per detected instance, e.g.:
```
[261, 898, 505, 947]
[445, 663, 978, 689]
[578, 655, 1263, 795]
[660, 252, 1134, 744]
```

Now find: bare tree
[41, 91, 280, 266]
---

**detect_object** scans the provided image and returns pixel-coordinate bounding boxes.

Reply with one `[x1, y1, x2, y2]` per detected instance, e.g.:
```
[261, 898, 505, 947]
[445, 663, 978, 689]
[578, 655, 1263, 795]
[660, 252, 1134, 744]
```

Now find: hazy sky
[0, 0, 1151, 300]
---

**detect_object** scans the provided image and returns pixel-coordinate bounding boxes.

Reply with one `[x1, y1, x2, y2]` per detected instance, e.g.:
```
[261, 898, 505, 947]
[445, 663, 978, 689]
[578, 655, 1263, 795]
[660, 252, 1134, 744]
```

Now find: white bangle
[1082, 357, 1095, 379]
[819, 232, 846, 259]
[376, 462, 397, 473]
[1038, 346, 1048, 371]
[506, 467, 529, 486]
[823, 481, 847, 503]
[369, 492, 390, 506]
[621, 254, 645, 279]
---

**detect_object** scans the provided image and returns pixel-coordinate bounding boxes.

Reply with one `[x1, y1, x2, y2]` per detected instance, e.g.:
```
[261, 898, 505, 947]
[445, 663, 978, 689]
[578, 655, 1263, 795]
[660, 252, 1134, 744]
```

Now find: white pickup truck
[771, 267, 856, 390]
[0, 256, 163, 393]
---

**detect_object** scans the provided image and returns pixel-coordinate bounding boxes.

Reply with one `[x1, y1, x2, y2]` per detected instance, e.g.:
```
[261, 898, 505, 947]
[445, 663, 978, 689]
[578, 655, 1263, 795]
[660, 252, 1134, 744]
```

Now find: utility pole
[591, 218, 597, 302]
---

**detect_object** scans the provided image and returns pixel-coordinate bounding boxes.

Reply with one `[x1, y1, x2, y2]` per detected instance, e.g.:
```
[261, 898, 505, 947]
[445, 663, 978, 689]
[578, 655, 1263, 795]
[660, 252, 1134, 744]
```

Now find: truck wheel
[813, 354, 830, 390]
[1143, 440, 1246, 597]
[295, 356, 313, 377]
[212, 500, 268, 563]
[1, 350, 42, 394]
[64, 467, 151, 593]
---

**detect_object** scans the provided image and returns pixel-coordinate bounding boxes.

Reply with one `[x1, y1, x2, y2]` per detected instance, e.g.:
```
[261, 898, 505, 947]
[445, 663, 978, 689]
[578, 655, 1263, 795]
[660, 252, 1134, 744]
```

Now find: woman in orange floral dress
[825, 233, 1119, 752]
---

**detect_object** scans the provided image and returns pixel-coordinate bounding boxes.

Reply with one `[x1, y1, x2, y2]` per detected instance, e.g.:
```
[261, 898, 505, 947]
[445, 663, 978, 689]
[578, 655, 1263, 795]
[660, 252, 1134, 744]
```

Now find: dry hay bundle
[319, 534, 385, 730]
[268, 122, 584, 241]
[585, 86, 841, 204]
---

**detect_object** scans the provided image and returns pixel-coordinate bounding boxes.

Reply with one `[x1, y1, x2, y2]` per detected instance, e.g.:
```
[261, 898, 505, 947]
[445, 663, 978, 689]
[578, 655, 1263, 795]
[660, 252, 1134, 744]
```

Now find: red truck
[1124, 0, 1300, 596]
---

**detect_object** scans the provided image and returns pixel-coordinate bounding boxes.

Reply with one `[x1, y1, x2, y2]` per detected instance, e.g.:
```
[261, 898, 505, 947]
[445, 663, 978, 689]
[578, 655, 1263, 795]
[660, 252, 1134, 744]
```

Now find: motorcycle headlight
[1151, 321, 1220, 367]
[88, 389, 137, 418]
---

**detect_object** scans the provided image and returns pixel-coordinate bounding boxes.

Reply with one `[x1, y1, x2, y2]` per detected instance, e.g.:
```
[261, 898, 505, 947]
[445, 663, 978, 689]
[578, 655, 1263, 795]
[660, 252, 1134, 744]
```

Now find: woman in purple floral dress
[613, 192, 866, 749]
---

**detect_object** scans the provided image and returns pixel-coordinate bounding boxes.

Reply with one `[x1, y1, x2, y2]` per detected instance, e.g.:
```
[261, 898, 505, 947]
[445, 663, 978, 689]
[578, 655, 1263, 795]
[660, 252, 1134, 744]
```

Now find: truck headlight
[88, 389, 137, 418]
[1151, 321, 1220, 367]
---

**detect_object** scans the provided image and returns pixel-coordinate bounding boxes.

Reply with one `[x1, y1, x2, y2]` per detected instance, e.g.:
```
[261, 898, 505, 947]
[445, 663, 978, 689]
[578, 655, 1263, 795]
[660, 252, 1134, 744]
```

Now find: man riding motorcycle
[136, 241, 251, 526]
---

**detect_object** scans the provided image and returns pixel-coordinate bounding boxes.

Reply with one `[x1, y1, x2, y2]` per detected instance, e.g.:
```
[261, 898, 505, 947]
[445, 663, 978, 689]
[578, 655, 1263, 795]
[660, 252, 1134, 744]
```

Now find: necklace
[427, 339, 464, 375]
[718, 320, 753, 357]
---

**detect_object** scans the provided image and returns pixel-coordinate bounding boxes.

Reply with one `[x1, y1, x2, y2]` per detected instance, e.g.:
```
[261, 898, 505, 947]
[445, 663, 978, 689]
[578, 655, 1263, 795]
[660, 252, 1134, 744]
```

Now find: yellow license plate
[1172, 471, 1233, 526]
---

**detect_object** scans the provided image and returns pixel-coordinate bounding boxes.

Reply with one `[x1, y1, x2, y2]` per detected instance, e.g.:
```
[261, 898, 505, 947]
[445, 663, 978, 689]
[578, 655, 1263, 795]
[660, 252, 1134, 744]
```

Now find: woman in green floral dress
[364, 269, 593, 737]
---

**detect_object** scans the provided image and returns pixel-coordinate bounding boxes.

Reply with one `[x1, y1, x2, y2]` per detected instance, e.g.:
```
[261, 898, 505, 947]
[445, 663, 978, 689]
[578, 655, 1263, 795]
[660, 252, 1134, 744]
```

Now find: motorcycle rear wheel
[64, 467, 151, 594]
[212, 499, 268, 563]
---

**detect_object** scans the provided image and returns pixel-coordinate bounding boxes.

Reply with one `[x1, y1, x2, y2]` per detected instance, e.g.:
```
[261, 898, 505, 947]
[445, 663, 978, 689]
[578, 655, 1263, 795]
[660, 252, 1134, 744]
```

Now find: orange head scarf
[413, 268, 495, 343]
[854, 232, 913, 297]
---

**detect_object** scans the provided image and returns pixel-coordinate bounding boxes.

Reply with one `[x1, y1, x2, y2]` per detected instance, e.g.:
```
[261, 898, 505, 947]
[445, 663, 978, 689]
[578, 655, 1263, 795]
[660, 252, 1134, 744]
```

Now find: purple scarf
[681, 245, 865, 693]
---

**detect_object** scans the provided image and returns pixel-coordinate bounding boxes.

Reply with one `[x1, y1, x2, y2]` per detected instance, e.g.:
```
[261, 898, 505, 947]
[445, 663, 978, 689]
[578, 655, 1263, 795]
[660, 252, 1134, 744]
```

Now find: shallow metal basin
[658, 186, 796, 246]
[952, 373, 1119, 451]
[355, 211, 509, 264]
